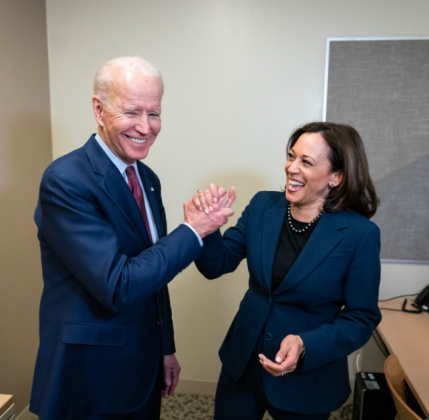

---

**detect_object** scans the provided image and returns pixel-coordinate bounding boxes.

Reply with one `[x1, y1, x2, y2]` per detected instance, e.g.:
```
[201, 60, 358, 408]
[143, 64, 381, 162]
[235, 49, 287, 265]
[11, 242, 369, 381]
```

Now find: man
[30, 57, 234, 420]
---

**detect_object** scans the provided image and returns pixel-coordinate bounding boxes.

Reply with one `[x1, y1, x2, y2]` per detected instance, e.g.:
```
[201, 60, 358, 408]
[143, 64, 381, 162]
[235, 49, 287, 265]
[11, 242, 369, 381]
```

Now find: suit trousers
[214, 330, 330, 420]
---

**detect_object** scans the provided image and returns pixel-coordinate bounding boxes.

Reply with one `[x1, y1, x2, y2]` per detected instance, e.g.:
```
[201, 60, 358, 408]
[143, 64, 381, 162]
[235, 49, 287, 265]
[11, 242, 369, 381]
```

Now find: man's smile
[125, 134, 147, 144]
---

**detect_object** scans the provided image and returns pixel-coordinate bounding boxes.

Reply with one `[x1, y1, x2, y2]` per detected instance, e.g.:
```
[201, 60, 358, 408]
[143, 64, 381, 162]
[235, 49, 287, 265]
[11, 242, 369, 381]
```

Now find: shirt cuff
[182, 223, 203, 247]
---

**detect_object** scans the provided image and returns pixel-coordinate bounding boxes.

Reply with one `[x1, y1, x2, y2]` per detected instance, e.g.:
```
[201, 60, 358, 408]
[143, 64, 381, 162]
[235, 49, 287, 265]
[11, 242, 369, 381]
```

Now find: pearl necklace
[287, 203, 323, 234]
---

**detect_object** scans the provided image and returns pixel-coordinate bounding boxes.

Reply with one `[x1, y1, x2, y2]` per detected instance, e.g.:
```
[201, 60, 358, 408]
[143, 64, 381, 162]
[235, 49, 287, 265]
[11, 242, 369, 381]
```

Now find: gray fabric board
[326, 39, 429, 262]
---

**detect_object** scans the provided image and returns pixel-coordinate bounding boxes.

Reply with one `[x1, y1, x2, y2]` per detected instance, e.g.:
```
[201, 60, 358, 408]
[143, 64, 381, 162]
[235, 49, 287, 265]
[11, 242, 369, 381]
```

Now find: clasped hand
[184, 184, 236, 238]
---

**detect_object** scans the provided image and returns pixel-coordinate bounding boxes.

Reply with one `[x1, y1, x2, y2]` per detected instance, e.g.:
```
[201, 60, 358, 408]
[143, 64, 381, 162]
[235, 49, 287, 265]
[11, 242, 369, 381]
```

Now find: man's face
[93, 71, 162, 164]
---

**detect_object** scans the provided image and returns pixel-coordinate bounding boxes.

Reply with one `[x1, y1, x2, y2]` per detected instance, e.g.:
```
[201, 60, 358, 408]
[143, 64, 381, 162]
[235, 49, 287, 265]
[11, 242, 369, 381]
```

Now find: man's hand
[258, 335, 305, 377]
[163, 354, 181, 397]
[184, 185, 236, 238]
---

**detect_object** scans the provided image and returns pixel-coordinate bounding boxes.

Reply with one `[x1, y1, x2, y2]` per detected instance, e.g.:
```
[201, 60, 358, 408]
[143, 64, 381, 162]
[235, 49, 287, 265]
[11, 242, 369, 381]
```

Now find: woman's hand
[259, 335, 305, 377]
[192, 184, 236, 214]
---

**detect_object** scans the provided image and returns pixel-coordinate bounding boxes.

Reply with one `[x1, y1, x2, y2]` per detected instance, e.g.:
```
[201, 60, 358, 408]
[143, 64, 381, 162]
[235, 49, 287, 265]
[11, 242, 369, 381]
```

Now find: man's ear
[92, 96, 105, 127]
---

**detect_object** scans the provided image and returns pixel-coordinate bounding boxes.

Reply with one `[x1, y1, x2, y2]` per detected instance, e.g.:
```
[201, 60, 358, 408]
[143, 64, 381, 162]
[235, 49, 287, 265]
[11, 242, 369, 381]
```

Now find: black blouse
[271, 212, 320, 293]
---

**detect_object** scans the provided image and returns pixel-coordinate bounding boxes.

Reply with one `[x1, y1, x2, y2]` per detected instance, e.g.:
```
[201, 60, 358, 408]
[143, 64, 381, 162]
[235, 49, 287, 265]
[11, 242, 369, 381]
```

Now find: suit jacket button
[156, 320, 161, 326]
[265, 333, 273, 341]
[268, 297, 272, 305]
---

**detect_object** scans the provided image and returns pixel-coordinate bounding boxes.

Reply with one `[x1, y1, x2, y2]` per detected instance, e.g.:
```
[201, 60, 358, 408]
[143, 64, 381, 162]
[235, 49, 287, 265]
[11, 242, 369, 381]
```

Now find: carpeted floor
[160, 393, 353, 420]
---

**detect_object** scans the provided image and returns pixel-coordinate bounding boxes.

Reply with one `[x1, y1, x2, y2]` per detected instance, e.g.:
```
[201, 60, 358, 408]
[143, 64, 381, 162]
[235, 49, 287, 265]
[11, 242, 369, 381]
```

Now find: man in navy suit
[30, 57, 233, 420]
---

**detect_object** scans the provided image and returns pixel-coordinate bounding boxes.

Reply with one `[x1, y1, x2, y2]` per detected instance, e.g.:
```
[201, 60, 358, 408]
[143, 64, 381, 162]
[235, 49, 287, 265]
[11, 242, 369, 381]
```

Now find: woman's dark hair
[287, 122, 379, 219]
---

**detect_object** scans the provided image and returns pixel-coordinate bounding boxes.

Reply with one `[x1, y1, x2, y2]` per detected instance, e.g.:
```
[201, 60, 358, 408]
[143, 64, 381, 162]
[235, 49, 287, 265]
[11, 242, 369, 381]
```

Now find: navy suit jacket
[195, 191, 381, 414]
[30, 135, 202, 420]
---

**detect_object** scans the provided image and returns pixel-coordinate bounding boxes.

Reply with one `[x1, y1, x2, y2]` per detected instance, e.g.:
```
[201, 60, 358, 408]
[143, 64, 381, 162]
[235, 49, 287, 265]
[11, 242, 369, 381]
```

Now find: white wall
[46, 0, 429, 383]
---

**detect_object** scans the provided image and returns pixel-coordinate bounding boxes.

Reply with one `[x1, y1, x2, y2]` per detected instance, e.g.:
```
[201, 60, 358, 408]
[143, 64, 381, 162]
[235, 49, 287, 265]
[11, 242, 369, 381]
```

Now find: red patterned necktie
[125, 166, 153, 244]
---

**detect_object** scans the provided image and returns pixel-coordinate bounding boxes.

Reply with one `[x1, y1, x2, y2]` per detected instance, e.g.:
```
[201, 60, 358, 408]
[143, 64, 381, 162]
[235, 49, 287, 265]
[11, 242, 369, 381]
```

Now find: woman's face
[284, 132, 342, 209]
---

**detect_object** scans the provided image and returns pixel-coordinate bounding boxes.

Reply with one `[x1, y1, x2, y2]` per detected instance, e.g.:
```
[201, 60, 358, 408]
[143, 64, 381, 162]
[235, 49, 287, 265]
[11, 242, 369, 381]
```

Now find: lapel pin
[151, 187, 155, 191]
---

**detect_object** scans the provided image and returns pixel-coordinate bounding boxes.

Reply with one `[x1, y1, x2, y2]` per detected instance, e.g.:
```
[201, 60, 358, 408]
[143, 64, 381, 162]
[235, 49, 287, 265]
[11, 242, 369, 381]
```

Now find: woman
[192, 122, 381, 420]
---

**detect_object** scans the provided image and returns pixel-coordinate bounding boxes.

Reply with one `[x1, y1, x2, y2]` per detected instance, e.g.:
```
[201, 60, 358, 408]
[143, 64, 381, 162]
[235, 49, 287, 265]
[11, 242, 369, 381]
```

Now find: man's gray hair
[94, 56, 164, 104]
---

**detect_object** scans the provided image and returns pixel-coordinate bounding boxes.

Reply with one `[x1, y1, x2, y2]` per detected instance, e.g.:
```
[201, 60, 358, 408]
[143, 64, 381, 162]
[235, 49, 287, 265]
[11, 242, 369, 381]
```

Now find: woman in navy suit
[192, 122, 381, 419]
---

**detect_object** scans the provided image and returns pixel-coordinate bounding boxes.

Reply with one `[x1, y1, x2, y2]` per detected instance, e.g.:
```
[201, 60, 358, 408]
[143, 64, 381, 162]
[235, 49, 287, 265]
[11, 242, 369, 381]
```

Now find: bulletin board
[324, 37, 429, 263]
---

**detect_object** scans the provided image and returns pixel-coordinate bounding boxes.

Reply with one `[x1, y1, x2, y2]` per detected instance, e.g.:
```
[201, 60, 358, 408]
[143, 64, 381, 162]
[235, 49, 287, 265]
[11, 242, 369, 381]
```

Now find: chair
[384, 355, 424, 420]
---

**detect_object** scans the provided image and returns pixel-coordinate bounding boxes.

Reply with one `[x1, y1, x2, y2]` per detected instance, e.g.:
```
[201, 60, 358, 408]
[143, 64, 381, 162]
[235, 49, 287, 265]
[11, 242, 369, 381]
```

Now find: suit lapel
[275, 211, 343, 294]
[262, 195, 288, 294]
[137, 162, 165, 238]
[85, 136, 151, 243]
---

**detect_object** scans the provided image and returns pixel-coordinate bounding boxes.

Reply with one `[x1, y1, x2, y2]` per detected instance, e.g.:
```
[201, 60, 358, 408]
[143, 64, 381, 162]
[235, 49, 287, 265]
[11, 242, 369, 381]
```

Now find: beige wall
[0, 0, 52, 413]
[45, 0, 429, 384]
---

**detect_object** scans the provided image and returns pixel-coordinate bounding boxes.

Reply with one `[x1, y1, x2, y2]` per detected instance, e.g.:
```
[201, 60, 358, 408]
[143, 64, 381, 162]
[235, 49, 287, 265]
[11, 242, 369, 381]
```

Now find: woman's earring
[329, 184, 335, 189]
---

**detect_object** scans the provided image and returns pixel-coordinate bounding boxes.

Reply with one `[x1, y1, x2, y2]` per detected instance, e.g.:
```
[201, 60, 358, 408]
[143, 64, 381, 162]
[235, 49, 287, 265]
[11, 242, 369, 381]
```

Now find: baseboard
[175, 379, 217, 396]
[16, 406, 38, 420]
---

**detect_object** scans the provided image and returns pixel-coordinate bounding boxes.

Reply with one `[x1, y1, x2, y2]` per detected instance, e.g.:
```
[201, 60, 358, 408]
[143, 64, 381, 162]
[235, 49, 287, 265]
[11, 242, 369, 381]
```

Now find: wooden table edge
[0, 394, 13, 417]
[378, 301, 429, 419]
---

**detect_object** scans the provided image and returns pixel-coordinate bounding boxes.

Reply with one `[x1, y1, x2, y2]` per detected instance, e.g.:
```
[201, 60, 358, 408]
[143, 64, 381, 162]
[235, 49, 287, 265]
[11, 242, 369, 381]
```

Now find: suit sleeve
[158, 286, 176, 356]
[195, 192, 261, 279]
[39, 170, 202, 314]
[299, 222, 382, 373]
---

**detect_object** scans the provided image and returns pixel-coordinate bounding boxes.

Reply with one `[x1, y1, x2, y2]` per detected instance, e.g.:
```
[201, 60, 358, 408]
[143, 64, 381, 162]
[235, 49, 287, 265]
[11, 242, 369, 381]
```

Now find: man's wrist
[182, 223, 204, 246]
